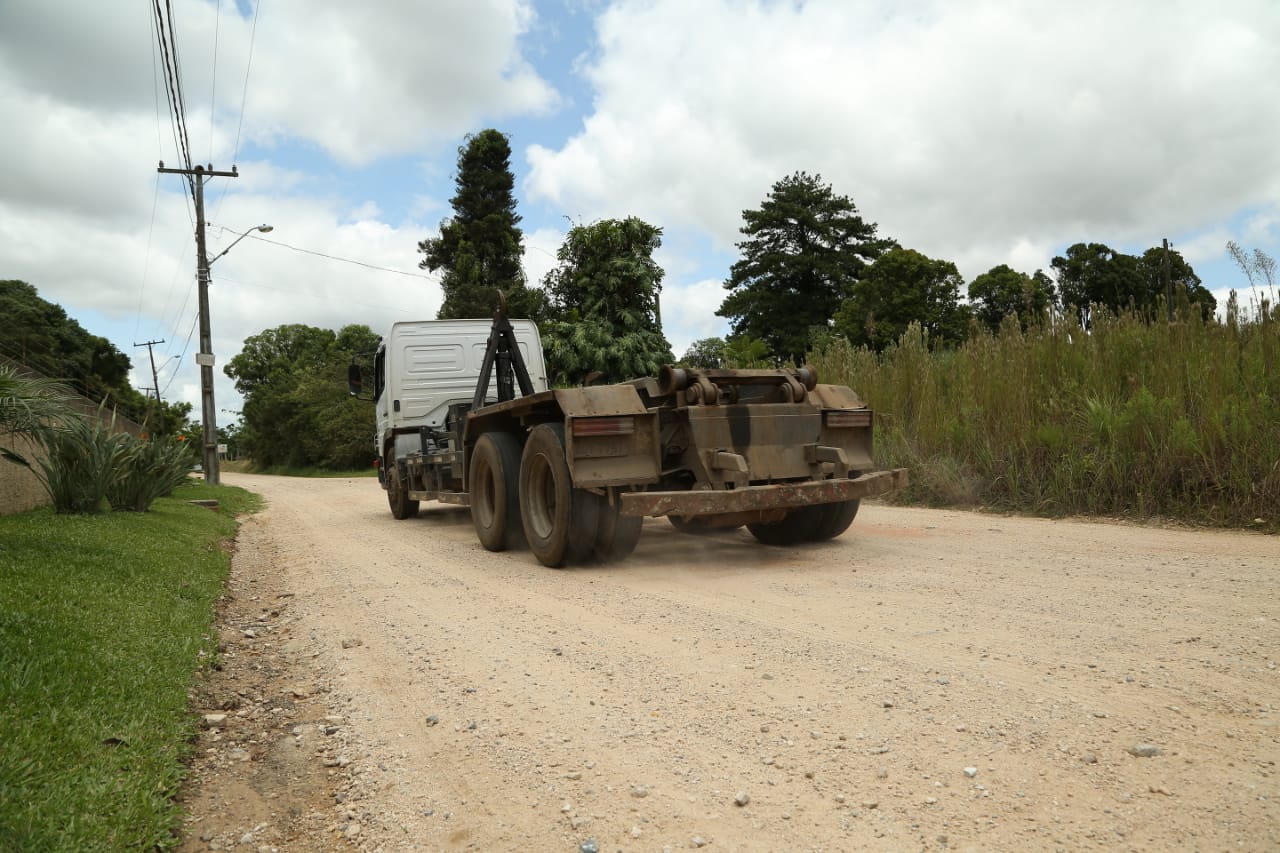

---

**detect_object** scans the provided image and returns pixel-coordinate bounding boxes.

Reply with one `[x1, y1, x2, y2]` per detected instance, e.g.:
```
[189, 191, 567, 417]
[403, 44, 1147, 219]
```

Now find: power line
[209, 0, 221, 165]
[239, 233, 438, 279]
[232, 0, 262, 164]
[133, 173, 163, 344]
[210, 0, 262, 234]
[151, 0, 196, 202]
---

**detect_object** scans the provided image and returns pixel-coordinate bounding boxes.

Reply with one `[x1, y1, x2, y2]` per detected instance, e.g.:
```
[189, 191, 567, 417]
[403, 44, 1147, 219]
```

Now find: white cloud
[0, 0, 560, 170]
[236, 0, 560, 165]
[660, 278, 729, 358]
[526, 0, 1280, 278]
[522, 226, 564, 288]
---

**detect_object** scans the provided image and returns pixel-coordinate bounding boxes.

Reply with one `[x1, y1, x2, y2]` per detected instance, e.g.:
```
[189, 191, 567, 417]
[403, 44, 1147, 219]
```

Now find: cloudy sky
[2, 0, 1278, 421]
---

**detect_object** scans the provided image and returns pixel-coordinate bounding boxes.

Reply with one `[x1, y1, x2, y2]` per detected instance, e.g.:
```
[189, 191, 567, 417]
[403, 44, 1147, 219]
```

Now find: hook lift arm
[472, 290, 535, 410]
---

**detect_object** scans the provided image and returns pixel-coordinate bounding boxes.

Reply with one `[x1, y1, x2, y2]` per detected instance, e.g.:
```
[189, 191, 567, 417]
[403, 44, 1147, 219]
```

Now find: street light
[196, 222, 273, 485]
[209, 224, 273, 266]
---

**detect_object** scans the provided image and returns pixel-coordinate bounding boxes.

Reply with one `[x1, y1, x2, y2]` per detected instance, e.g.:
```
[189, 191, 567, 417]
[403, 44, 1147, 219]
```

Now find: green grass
[0, 481, 262, 851]
[811, 309, 1280, 530]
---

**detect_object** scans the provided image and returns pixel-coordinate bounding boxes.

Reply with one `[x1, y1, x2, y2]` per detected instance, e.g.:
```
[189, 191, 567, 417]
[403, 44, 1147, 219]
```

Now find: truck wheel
[591, 492, 643, 563]
[470, 432, 524, 551]
[519, 423, 599, 567]
[807, 499, 861, 541]
[747, 504, 824, 546]
[387, 461, 419, 520]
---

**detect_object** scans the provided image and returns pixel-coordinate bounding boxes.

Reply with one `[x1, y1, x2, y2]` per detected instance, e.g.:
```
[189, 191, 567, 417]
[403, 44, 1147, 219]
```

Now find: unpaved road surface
[180, 474, 1279, 852]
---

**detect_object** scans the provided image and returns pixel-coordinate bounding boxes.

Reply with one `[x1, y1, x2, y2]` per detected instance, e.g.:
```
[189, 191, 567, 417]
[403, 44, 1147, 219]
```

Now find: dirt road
[180, 474, 1278, 852]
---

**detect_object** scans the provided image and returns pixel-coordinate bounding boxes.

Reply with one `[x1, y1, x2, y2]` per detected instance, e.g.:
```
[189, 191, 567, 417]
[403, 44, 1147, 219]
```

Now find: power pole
[134, 338, 165, 434]
[157, 162, 238, 485]
[1163, 238, 1173, 323]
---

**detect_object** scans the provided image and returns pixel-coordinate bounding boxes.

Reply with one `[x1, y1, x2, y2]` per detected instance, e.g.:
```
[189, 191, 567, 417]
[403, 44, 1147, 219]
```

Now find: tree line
[5, 128, 1264, 477]
[415, 130, 1221, 373]
[232, 127, 1262, 470]
[0, 280, 193, 433]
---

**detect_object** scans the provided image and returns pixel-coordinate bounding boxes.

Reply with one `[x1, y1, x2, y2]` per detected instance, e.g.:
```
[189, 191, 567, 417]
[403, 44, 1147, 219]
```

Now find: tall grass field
[811, 310, 1279, 529]
[0, 481, 261, 851]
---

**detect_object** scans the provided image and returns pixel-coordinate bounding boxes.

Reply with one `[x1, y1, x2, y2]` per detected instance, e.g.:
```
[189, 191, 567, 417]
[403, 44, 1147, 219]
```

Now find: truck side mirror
[348, 363, 363, 397]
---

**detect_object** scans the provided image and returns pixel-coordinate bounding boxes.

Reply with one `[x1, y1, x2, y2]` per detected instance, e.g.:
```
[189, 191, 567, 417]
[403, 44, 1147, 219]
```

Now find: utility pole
[157, 162, 238, 485]
[1163, 238, 1173, 323]
[134, 338, 165, 434]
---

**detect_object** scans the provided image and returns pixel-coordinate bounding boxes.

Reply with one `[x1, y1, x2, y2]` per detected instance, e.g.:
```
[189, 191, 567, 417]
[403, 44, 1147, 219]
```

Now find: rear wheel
[747, 504, 824, 546]
[519, 424, 599, 567]
[470, 432, 524, 551]
[387, 460, 419, 520]
[591, 491, 643, 563]
[807, 499, 860, 541]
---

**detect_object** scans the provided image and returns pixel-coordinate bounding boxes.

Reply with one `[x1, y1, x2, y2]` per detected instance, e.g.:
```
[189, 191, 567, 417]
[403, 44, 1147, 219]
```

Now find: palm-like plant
[0, 364, 74, 467]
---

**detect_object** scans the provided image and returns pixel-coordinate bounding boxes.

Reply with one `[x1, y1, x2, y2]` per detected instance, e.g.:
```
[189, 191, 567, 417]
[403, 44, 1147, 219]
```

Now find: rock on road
[181, 473, 1279, 852]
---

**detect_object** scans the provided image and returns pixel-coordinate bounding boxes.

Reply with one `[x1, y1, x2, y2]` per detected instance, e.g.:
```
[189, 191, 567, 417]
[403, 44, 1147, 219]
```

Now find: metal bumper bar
[619, 468, 908, 518]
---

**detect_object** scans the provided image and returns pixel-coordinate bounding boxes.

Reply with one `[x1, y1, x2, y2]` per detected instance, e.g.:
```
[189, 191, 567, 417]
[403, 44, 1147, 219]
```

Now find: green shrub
[106, 436, 197, 512]
[28, 416, 131, 514]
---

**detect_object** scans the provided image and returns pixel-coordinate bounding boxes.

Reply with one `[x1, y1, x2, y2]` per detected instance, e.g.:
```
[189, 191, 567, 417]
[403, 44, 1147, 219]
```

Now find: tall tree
[679, 337, 727, 369]
[968, 264, 1056, 332]
[717, 172, 894, 364]
[224, 324, 379, 468]
[1136, 247, 1216, 318]
[541, 217, 674, 385]
[833, 248, 970, 351]
[1051, 242, 1144, 324]
[1053, 242, 1215, 323]
[0, 280, 146, 421]
[418, 129, 544, 321]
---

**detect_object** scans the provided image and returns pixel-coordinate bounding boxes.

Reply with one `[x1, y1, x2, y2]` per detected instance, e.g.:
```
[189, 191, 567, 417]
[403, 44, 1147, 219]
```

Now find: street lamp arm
[207, 224, 273, 267]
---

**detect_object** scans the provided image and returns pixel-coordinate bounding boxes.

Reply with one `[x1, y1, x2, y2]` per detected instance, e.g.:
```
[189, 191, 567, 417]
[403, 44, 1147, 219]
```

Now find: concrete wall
[0, 434, 47, 515]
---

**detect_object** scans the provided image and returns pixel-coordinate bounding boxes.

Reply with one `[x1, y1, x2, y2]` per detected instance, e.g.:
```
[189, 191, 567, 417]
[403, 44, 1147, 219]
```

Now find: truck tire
[519, 423, 599, 567]
[470, 432, 524, 551]
[591, 492, 643, 563]
[747, 504, 824, 546]
[807, 499, 860, 541]
[387, 460, 419, 520]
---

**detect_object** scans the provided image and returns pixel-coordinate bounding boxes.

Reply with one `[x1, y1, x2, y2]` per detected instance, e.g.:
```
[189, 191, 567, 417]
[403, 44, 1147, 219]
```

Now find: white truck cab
[374, 319, 548, 464]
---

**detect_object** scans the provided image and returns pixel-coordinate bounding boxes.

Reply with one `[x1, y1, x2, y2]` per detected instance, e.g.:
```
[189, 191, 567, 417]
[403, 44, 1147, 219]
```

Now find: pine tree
[717, 173, 894, 364]
[418, 130, 544, 320]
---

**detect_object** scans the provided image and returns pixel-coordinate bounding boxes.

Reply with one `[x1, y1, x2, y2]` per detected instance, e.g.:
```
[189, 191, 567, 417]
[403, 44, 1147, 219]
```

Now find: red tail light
[572, 416, 636, 436]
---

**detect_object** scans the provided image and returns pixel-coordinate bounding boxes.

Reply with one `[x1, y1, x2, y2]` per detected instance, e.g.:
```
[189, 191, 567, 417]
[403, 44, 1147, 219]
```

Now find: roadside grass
[811, 309, 1280, 530]
[0, 480, 262, 851]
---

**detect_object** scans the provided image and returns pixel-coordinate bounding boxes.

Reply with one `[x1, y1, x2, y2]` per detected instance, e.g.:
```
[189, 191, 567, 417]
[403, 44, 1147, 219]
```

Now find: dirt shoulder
[179, 474, 1279, 852]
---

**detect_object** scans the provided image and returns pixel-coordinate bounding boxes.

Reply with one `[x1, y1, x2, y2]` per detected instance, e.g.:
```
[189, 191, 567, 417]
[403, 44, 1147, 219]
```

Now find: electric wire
[145, 1, 195, 355]
[151, 0, 196, 202]
[162, 311, 199, 396]
[133, 175, 163, 343]
[231, 0, 261, 164]
[210, 0, 262, 234]
[163, 0, 194, 171]
[209, 0, 220, 165]
[152, 1, 189, 181]
[243, 234, 439, 279]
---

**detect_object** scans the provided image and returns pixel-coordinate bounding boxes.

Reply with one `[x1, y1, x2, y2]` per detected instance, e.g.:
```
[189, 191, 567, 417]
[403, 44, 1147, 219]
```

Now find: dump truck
[353, 297, 906, 567]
